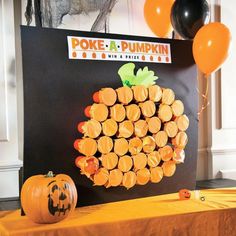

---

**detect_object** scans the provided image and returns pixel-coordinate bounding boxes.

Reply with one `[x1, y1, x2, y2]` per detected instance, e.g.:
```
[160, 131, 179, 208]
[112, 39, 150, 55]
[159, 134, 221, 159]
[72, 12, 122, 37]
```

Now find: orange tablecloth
[0, 188, 236, 236]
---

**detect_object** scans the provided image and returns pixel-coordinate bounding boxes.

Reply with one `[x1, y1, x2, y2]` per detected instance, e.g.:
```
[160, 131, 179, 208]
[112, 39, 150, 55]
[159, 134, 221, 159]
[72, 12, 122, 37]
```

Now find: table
[0, 188, 236, 236]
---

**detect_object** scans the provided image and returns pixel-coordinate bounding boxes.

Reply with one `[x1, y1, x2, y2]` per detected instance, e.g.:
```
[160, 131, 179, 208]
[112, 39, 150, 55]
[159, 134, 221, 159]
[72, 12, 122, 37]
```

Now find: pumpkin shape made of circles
[74, 84, 189, 189]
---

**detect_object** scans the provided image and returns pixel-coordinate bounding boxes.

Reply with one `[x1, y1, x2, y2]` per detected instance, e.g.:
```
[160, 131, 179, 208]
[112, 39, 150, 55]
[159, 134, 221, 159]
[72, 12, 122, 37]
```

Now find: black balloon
[171, 0, 210, 39]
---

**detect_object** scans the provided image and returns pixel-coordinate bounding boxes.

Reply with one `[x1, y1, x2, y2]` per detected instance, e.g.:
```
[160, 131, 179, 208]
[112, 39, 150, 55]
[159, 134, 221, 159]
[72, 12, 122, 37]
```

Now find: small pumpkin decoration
[21, 171, 77, 224]
[178, 189, 191, 200]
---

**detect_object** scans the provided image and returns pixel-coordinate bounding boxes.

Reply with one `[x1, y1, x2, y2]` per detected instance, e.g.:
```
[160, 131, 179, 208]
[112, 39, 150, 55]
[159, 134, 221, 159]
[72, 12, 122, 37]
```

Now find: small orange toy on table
[179, 189, 191, 200]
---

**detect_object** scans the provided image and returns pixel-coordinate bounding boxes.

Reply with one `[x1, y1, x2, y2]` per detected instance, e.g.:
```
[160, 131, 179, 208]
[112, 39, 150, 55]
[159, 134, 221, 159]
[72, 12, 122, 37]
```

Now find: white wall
[0, 0, 22, 198]
[197, 0, 236, 180]
[209, 0, 236, 179]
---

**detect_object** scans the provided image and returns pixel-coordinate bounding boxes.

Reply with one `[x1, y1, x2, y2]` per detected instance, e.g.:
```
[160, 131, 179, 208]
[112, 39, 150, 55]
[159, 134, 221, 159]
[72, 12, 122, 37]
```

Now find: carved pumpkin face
[48, 180, 73, 216]
[179, 189, 191, 200]
[21, 172, 77, 224]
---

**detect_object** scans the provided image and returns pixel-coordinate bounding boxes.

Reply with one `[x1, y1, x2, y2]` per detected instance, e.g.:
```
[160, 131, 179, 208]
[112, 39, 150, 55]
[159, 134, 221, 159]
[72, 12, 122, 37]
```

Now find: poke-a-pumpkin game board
[21, 26, 198, 207]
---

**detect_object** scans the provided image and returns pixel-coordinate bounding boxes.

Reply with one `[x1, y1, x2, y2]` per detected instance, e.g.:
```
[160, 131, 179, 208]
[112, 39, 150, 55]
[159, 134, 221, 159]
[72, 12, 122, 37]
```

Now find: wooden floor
[1, 179, 236, 211]
[0, 197, 20, 211]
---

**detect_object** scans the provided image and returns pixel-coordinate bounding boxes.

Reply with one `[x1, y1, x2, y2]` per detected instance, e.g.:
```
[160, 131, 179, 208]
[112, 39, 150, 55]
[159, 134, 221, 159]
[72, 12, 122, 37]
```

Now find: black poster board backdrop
[21, 26, 198, 207]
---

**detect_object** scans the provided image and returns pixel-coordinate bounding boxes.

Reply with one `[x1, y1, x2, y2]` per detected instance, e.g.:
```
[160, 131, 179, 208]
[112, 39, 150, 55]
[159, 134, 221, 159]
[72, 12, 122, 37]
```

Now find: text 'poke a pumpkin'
[21, 171, 77, 224]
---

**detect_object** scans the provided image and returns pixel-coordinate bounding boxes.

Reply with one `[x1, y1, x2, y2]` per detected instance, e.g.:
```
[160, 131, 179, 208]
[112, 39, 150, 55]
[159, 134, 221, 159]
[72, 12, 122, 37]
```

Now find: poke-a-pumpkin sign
[21, 171, 77, 224]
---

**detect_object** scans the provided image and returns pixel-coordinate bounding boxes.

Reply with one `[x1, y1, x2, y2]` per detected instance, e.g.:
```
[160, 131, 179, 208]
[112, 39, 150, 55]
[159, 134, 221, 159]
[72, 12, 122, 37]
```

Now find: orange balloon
[193, 22, 231, 75]
[144, 0, 174, 38]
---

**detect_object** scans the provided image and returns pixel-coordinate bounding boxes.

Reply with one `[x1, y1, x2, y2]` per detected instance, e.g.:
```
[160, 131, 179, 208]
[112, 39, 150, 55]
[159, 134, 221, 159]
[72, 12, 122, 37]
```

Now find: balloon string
[197, 74, 210, 121]
[172, 31, 175, 39]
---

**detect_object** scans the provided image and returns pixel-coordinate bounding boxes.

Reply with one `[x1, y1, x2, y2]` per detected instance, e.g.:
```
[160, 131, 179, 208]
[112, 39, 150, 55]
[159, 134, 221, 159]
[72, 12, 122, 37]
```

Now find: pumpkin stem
[46, 171, 54, 177]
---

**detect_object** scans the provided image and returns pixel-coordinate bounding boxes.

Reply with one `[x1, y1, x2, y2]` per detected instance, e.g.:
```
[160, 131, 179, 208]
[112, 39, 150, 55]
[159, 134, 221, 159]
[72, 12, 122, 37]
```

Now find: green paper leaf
[134, 66, 158, 86]
[118, 63, 158, 87]
[118, 63, 136, 87]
